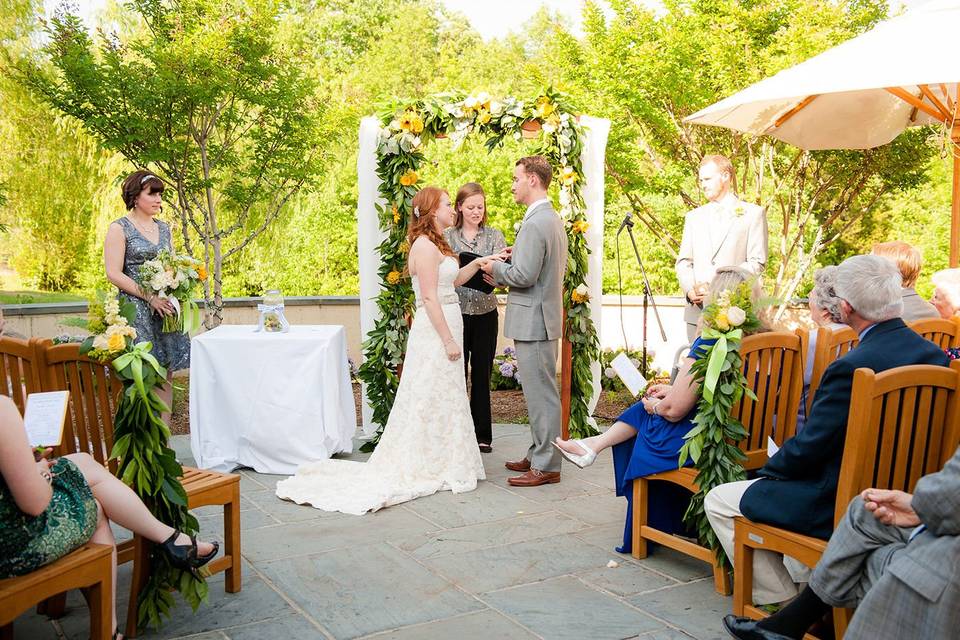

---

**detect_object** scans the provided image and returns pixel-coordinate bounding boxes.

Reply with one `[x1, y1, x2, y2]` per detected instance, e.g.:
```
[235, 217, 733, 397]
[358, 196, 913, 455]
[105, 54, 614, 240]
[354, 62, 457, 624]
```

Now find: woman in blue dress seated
[554, 266, 763, 553]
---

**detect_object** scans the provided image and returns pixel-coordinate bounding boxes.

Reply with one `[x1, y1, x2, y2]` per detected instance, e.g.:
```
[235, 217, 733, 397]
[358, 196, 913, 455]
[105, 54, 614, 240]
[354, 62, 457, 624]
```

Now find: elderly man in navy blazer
[723, 444, 960, 640]
[704, 254, 950, 606]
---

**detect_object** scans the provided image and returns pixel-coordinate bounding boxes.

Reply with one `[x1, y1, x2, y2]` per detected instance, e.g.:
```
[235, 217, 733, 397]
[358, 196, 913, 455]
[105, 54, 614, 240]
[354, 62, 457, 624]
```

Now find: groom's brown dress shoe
[508, 469, 561, 486]
[504, 458, 531, 472]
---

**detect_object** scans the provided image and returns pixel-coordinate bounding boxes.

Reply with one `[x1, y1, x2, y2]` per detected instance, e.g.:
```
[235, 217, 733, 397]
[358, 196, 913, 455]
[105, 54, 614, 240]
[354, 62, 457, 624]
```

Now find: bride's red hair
[407, 187, 456, 257]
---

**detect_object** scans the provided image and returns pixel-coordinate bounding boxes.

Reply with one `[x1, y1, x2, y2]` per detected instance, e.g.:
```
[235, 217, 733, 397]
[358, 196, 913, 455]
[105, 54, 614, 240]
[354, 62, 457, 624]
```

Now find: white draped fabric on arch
[356, 115, 611, 432]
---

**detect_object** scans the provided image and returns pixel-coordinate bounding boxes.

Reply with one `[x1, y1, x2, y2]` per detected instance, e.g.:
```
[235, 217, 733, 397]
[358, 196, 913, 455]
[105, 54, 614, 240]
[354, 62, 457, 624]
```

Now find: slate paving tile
[394, 511, 585, 560]
[424, 533, 616, 593]
[554, 491, 627, 526]
[497, 475, 610, 503]
[574, 524, 712, 583]
[221, 614, 330, 639]
[4, 615, 59, 640]
[246, 489, 351, 523]
[401, 481, 549, 529]
[577, 562, 678, 596]
[197, 507, 279, 537]
[240, 509, 437, 562]
[627, 580, 730, 640]
[484, 576, 664, 640]
[633, 628, 699, 639]
[258, 543, 482, 640]
[357, 609, 538, 639]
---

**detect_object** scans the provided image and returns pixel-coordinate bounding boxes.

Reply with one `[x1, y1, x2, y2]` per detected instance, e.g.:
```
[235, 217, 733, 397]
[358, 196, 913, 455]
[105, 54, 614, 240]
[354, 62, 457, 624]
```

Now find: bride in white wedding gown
[276, 186, 494, 514]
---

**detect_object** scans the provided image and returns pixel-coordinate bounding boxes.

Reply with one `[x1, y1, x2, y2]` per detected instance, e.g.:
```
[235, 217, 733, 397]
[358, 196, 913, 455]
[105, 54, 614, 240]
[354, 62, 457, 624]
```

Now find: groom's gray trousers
[515, 339, 562, 472]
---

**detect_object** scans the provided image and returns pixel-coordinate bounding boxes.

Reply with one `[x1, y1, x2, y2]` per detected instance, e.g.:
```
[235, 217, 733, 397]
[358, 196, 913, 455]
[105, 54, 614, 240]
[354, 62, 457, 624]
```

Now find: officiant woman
[444, 183, 506, 453]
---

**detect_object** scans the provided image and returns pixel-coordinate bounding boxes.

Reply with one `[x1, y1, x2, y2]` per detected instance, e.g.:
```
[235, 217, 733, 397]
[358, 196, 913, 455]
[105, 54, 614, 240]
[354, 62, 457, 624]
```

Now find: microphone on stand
[615, 209, 667, 379]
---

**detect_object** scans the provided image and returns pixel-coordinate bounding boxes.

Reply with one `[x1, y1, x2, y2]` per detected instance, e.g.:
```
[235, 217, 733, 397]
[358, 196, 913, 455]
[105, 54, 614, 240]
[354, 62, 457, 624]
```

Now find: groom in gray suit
[482, 156, 568, 487]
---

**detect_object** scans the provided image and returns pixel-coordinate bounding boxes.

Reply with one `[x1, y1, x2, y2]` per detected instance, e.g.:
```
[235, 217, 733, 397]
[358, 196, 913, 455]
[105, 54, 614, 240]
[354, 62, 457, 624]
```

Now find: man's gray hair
[833, 254, 903, 322]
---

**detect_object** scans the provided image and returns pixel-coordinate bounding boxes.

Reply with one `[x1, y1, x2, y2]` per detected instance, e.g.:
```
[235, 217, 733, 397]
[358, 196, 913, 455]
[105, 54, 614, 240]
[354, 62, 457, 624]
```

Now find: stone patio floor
[15, 424, 732, 640]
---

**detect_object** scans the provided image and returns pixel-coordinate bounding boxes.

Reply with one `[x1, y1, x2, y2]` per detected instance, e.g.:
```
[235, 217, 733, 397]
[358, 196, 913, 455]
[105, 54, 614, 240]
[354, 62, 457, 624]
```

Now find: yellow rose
[399, 111, 424, 134]
[399, 170, 418, 187]
[714, 310, 730, 331]
[561, 166, 577, 186]
[399, 240, 410, 254]
[534, 96, 555, 119]
[107, 332, 126, 352]
[387, 270, 401, 285]
[476, 108, 491, 125]
[392, 205, 400, 224]
[571, 220, 588, 234]
[197, 265, 207, 281]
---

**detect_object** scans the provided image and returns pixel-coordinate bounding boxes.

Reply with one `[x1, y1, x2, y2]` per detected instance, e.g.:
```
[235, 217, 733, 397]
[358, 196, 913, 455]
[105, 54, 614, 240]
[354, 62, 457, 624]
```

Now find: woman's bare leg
[555, 420, 638, 456]
[66, 453, 214, 555]
[157, 372, 174, 427]
[89, 499, 119, 636]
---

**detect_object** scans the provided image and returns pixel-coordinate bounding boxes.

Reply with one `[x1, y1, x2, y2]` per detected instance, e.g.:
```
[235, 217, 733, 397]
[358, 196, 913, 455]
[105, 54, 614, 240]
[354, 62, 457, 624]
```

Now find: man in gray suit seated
[723, 444, 960, 640]
[482, 156, 568, 487]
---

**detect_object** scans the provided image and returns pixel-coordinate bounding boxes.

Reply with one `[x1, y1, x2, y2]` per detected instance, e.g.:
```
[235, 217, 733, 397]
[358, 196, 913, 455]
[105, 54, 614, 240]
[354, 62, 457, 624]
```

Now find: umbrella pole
[953, 130, 960, 268]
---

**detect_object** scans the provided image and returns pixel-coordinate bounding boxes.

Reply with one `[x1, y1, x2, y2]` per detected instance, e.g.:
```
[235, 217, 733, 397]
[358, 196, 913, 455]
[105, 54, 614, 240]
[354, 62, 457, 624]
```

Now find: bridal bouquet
[138, 250, 206, 333]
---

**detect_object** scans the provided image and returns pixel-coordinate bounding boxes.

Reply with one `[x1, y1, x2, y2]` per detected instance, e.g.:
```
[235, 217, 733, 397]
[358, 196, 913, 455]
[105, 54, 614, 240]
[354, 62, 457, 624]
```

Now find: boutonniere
[514, 221, 522, 234]
[733, 204, 746, 218]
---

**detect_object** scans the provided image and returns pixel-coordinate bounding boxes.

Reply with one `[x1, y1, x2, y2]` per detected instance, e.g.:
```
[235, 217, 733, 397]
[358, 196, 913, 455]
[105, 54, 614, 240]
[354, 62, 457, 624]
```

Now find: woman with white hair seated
[931, 268, 960, 319]
[797, 267, 846, 432]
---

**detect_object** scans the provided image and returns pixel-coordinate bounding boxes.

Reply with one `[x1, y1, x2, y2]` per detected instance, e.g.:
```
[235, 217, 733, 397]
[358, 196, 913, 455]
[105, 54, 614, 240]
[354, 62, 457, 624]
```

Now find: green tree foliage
[13, 0, 326, 325]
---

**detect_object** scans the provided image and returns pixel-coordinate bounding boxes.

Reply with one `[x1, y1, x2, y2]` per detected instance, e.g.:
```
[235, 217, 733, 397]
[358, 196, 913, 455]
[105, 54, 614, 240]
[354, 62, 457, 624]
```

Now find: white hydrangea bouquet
[137, 250, 206, 333]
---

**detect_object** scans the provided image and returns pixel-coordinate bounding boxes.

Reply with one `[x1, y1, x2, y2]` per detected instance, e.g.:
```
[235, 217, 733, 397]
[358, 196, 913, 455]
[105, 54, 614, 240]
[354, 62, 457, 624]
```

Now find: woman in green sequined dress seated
[0, 393, 218, 639]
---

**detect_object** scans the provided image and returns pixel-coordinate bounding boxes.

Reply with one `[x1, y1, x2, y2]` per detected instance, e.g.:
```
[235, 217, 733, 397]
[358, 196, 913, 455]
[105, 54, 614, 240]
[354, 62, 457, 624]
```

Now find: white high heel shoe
[551, 439, 598, 469]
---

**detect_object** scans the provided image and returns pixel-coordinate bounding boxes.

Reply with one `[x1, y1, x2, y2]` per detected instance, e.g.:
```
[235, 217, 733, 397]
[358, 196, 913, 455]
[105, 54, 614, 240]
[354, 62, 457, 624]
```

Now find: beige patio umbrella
[685, 0, 960, 265]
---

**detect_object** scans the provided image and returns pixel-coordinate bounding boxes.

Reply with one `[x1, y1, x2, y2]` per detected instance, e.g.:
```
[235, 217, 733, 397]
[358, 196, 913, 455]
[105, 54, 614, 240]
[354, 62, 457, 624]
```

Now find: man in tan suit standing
[676, 154, 768, 340]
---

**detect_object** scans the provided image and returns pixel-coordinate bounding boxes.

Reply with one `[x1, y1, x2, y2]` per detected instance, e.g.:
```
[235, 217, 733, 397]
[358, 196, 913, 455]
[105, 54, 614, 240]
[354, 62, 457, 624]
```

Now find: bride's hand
[444, 338, 462, 362]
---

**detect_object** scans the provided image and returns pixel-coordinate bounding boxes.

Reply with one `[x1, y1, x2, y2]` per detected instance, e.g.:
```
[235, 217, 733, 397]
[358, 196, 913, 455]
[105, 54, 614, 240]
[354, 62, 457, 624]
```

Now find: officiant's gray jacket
[493, 202, 567, 341]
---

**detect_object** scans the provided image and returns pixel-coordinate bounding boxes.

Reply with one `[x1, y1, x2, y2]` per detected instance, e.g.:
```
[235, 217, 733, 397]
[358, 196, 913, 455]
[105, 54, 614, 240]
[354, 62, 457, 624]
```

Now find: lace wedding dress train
[275, 257, 485, 514]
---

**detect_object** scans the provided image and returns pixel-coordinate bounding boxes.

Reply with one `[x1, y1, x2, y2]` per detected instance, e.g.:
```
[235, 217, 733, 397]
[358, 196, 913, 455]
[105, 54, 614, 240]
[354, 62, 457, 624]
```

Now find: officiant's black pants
[463, 309, 498, 444]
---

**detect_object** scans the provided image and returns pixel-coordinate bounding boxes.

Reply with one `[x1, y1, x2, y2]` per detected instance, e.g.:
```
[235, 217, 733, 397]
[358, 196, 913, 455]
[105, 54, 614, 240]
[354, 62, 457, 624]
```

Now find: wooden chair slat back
[41, 342, 123, 472]
[835, 360, 960, 526]
[731, 331, 804, 468]
[807, 326, 859, 414]
[0, 337, 45, 414]
[908, 317, 960, 349]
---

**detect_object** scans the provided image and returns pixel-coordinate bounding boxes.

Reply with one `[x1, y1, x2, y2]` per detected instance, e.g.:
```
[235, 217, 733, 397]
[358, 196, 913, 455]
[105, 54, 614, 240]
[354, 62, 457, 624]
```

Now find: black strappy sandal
[159, 530, 219, 571]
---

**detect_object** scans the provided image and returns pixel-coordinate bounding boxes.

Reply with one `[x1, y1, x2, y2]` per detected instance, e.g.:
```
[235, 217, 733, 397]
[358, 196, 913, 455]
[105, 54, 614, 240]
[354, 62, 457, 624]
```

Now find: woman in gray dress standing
[104, 171, 190, 422]
[443, 183, 506, 452]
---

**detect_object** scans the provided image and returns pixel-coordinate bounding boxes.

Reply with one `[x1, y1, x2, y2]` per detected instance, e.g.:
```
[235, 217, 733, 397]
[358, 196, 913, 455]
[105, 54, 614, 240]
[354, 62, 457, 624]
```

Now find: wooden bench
[631, 330, 804, 594]
[733, 359, 960, 639]
[38, 341, 242, 637]
[0, 543, 114, 640]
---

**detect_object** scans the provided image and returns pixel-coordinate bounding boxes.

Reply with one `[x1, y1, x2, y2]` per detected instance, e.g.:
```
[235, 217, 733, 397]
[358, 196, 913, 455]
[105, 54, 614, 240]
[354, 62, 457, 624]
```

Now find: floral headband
[139, 173, 158, 185]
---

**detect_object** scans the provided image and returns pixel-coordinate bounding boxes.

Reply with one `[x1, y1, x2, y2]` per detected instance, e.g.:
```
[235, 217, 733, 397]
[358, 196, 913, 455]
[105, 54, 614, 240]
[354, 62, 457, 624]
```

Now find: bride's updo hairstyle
[407, 186, 456, 257]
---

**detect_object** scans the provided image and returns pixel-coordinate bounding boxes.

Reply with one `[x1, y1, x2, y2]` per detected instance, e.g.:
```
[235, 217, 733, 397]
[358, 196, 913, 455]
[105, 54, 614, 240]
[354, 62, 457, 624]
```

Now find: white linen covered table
[189, 325, 356, 474]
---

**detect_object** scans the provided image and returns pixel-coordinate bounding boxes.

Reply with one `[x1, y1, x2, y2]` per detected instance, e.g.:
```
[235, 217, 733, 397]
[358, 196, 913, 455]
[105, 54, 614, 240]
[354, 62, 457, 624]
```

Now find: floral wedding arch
[355, 88, 610, 447]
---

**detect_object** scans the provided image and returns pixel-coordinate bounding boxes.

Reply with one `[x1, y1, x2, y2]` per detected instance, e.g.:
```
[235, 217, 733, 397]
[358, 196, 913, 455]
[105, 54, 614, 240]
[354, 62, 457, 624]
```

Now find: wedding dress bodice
[412, 256, 459, 307]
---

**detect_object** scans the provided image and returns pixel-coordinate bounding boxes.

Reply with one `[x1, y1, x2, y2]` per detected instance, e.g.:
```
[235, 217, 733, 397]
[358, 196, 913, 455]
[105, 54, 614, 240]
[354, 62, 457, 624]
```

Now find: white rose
[489, 100, 504, 115]
[727, 306, 747, 326]
[575, 283, 588, 296]
[604, 367, 616, 379]
[93, 335, 109, 351]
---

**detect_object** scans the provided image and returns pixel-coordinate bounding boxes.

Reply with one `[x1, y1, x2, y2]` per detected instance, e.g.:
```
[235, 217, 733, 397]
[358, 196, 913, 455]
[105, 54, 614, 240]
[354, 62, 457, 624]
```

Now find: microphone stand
[617, 211, 667, 378]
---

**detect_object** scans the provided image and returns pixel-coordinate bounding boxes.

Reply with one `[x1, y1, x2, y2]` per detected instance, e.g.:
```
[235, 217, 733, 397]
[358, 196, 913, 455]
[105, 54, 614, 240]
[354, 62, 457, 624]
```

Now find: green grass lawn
[0, 290, 87, 304]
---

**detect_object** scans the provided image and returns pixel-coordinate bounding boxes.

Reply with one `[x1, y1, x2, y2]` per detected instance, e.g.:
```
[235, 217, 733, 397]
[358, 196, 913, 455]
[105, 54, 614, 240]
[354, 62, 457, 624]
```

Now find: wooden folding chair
[632, 330, 804, 594]
[39, 341, 242, 638]
[909, 316, 960, 349]
[733, 359, 960, 639]
[0, 336, 44, 412]
[0, 543, 113, 640]
[806, 326, 859, 415]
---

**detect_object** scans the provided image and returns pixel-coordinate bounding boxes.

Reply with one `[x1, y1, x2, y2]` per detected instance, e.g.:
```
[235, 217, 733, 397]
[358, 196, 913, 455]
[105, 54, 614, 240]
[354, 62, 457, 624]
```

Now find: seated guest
[798, 266, 846, 432]
[0, 396, 218, 640]
[553, 266, 764, 553]
[723, 444, 960, 640]
[871, 241, 939, 321]
[931, 267, 960, 319]
[704, 254, 949, 606]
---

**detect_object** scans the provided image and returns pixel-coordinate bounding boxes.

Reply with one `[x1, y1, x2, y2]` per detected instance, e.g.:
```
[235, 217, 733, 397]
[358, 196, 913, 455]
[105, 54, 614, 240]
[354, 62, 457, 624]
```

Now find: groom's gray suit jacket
[493, 201, 567, 341]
